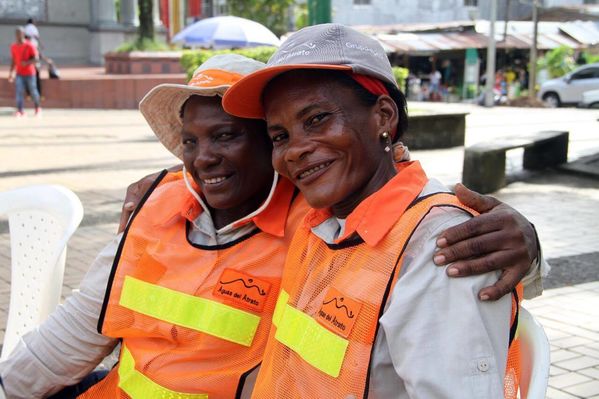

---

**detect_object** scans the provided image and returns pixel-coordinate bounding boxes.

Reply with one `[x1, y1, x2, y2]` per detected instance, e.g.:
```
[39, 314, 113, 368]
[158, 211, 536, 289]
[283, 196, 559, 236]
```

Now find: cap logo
[345, 41, 385, 59]
[188, 69, 245, 88]
[272, 41, 316, 64]
[279, 42, 316, 53]
[191, 72, 214, 85]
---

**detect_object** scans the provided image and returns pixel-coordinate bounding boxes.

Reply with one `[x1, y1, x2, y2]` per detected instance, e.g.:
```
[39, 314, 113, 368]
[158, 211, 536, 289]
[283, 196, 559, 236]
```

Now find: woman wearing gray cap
[223, 24, 527, 398]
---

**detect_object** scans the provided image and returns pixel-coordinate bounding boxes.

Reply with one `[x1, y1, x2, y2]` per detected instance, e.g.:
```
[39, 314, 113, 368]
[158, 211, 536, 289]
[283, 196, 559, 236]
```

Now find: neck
[331, 157, 396, 219]
[209, 180, 273, 230]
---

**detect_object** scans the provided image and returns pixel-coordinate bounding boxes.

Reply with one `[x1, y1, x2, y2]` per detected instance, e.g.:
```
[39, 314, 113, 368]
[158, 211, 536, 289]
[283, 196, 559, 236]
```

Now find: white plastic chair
[0, 185, 83, 360]
[518, 307, 551, 399]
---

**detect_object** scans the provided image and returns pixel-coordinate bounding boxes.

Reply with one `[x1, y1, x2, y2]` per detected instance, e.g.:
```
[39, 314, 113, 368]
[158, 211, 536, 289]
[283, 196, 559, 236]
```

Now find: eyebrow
[296, 103, 325, 120]
[267, 102, 329, 133]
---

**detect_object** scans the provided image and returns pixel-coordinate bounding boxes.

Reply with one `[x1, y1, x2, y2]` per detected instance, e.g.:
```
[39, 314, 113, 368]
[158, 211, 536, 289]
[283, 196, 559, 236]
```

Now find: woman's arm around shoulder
[379, 207, 512, 399]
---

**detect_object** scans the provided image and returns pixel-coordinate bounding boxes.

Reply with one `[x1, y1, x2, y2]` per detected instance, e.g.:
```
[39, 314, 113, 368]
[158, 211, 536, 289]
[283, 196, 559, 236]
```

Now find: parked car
[579, 89, 599, 108]
[538, 63, 599, 107]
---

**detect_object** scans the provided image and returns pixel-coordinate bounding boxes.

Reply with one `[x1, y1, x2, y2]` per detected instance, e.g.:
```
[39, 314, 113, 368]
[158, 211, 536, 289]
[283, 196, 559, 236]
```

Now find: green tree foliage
[181, 47, 278, 79]
[295, 2, 309, 31]
[392, 66, 409, 92]
[581, 51, 599, 64]
[116, 0, 170, 52]
[227, 0, 295, 37]
[537, 46, 576, 78]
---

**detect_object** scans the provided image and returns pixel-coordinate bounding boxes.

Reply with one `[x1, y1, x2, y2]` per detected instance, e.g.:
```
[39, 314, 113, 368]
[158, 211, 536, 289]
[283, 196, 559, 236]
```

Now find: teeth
[299, 162, 331, 180]
[203, 176, 228, 185]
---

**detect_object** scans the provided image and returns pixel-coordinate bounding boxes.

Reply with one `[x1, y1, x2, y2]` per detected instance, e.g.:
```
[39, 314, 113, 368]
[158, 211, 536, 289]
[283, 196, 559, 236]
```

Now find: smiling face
[263, 70, 398, 216]
[181, 95, 274, 217]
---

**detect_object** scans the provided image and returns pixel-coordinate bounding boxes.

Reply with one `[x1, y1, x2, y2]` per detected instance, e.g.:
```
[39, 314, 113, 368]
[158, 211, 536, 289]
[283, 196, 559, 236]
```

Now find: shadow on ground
[545, 252, 599, 289]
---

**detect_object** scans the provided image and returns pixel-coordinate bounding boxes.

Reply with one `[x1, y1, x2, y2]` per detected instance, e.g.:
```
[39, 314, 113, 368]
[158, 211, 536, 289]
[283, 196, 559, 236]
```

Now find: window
[464, 0, 478, 6]
[572, 68, 599, 80]
[354, 0, 372, 5]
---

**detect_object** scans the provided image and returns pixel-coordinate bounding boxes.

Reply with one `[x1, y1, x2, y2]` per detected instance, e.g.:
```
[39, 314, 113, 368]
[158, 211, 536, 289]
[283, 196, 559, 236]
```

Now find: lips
[295, 161, 334, 181]
[203, 176, 228, 185]
[200, 174, 233, 186]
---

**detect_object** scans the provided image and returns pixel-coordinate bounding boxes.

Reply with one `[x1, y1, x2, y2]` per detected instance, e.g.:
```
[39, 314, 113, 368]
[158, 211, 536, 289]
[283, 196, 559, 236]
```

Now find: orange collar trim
[157, 173, 296, 238]
[305, 161, 429, 247]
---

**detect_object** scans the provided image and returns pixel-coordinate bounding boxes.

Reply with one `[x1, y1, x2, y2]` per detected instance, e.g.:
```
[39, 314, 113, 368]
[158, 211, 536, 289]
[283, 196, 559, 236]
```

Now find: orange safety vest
[79, 171, 307, 399]
[253, 192, 521, 399]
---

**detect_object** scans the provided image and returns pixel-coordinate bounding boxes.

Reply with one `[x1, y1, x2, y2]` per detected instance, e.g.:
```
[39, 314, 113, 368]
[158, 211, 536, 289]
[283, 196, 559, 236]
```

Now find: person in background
[8, 27, 41, 117]
[24, 18, 42, 97]
[24, 18, 40, 49]
[24, 18, 55, 96]
[429, 67, 442, 101]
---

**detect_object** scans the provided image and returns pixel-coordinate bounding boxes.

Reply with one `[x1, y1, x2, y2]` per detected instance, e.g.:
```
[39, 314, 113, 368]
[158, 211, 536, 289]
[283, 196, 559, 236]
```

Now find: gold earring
[381, 132, 391, 152]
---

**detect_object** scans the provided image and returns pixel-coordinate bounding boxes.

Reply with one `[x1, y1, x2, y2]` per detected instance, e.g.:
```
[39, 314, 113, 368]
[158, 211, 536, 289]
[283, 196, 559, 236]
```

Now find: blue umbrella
[172, 16, 281, 48]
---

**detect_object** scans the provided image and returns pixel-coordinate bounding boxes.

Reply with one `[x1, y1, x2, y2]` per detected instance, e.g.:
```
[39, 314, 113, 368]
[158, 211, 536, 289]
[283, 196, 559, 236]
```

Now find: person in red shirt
[8, 27, 41, 117]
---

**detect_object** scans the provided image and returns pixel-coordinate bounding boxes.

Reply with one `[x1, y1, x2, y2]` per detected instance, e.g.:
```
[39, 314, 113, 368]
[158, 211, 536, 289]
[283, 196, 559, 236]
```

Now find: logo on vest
[317, 287, 362, 338]
[213, 268, 271, 313]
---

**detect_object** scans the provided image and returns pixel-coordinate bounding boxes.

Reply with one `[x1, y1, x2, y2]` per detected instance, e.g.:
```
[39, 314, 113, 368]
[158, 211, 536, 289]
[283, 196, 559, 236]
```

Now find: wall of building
[331, 0, 591, 26]
[476, 0, 532, 20]
[1, 0, 164, 65]
[332, 0, 471, 26]
[46, 0, 91, 24]
[544, 0, 586, 7]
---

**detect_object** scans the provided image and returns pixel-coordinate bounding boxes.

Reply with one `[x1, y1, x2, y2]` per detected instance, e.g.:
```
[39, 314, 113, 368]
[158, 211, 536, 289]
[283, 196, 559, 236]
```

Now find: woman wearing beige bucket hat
[0, 54, 310, 399]
[221, 24, 545, 398]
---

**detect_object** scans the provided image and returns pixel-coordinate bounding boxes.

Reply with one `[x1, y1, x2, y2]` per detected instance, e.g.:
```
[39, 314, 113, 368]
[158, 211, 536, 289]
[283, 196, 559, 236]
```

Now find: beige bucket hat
[139, 53, 266, 159]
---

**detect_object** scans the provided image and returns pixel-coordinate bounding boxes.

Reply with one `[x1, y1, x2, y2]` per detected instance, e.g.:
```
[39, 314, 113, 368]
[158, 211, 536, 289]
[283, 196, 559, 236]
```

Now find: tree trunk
[138, 0, 154, 41]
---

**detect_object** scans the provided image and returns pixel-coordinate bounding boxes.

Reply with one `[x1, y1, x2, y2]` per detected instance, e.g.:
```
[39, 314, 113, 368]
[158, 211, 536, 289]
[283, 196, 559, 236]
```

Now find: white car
[579, 89, 599, 108]
[538, 63, 599, 107]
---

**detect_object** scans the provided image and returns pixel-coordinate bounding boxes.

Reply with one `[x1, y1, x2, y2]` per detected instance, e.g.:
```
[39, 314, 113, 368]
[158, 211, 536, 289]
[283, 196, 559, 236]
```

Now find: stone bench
[404, 112, 467, 149]
[462, 130, 569, 194]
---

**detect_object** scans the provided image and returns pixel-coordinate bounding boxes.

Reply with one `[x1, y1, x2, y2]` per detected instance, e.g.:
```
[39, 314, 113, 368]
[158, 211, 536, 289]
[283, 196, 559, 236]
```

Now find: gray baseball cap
[222, 23, 396, 119]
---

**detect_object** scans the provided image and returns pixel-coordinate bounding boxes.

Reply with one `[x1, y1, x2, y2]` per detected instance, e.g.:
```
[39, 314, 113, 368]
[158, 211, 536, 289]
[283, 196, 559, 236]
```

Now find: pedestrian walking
[23, 18, 49, 97]
[8, 27, 42, 117]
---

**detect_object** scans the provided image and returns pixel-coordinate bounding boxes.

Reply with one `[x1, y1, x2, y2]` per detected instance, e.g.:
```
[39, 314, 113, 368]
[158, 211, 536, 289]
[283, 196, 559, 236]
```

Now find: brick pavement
[1, 105, 598, 398]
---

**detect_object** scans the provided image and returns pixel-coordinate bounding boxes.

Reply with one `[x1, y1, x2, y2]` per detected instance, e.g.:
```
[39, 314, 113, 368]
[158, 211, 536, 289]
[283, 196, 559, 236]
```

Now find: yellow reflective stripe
[119, 276, 260, 347]
[119, 345, 208, 399]
[272, 290, 289, 327]
[275, 303, 349, 378]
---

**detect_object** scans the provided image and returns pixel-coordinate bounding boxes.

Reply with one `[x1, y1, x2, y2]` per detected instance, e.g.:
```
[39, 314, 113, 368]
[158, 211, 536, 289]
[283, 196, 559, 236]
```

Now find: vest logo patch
[316, 287, 362, 338]
[213, 268, 271, 313]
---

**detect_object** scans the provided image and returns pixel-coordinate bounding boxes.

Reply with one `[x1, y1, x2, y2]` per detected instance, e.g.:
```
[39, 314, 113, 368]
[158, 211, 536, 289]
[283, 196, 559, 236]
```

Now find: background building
[332, 0, 597, 26]
[0, 0, 210, 65]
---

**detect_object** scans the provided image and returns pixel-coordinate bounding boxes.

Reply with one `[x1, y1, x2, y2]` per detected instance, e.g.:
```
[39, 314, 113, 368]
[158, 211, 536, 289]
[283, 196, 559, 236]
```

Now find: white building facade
[332, 0, 595, 26]
[0, 0, 162, 65]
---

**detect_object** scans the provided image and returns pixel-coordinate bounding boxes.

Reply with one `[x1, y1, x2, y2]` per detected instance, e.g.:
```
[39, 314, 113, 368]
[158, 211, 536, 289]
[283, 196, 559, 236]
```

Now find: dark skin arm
[117, 164, 184, 231]
[433, 183, 538, 301]
[118, 171, 539, 301]
[8, 58, 15, 83]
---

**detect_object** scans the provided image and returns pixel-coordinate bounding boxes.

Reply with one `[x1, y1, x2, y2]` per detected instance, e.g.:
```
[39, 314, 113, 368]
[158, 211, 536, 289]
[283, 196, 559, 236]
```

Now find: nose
[284, 133, 315, 163]
[192, 144, 221, 171]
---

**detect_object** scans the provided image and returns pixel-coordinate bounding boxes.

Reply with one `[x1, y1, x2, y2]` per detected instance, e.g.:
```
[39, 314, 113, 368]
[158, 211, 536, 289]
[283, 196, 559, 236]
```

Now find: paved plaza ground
[0, 103, 598, 398]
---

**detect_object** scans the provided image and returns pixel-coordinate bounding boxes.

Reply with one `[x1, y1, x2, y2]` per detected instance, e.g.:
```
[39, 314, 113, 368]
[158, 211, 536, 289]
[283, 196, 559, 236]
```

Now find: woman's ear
[374, 95, 399, 136]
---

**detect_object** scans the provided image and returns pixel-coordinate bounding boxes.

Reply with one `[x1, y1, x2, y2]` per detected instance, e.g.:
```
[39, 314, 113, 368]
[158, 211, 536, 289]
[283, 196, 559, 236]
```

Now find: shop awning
[370, 20, 597, 55]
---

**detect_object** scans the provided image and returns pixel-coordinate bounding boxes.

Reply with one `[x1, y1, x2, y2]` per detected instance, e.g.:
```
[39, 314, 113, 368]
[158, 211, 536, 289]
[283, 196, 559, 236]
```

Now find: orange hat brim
[222, 64, 352, 120]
